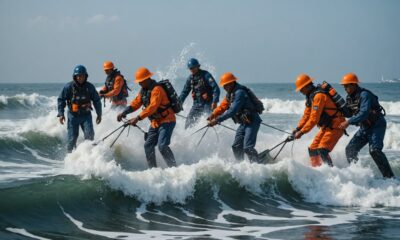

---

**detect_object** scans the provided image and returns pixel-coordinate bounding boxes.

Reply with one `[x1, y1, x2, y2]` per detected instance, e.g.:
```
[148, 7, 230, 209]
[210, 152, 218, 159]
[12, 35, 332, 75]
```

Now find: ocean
[0, 81, 399, 240]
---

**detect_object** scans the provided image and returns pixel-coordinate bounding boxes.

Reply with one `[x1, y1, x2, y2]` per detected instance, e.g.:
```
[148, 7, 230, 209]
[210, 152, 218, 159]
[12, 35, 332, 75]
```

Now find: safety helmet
[73, 65, 88, 77]
[295, 74, 314, 92]
[187, 58, 200, 69]
[340, 73, 360, 85]
[103, 61, 114, 70]
[134, 67, 153, 83]
[220, 72, 237, 86]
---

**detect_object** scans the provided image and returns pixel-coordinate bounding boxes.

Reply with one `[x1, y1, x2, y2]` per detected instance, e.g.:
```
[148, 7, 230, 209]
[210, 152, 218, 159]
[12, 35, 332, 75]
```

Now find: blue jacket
[179, 69, 220, 106]
[216, 83, 261, 123]
[57, 81, 102, 117]
[346, 87, 383, 127]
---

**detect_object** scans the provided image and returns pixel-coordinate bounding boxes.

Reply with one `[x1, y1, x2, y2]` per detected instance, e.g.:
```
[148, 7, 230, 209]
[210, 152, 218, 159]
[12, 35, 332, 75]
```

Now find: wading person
[57, 65, 102, 152]
[339, 73, 395, 178]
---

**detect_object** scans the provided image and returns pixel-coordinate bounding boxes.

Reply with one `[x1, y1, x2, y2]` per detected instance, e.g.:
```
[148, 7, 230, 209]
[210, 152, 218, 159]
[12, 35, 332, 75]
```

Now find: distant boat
[380, 76, 400, 83]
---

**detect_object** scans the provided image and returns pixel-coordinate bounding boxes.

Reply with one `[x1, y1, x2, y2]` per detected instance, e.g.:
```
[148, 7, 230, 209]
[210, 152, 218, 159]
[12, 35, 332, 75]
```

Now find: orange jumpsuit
[129, 85, 176, 128]
[297, 92, 346, 167]
[101, 75, 127, 106]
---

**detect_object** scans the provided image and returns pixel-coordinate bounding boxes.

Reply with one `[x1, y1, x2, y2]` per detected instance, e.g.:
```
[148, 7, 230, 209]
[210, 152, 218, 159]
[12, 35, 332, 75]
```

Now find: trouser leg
[308, 148, 322, 167]
[232, 124, 245, 161]
[345, 129, 368, 164]
[243, 120, 261, 163]
[67, 114, 80, 152]
[318, 148, 333, 167]
[185, 106, 203, 129]
[158, 122, 177, 167]
[144, 127, 159, 168]
[81, 114, 94, 141]
[368, 120, 395, 178]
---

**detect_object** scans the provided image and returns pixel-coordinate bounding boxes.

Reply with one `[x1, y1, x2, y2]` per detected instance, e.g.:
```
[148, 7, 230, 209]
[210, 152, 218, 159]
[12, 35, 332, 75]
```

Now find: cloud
[28, 16, 50, 26]
[87, 14, 120, 24]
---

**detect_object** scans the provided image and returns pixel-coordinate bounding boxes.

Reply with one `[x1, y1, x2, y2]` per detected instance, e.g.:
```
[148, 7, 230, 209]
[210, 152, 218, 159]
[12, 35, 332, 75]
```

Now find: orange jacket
[210, 96, 230, 118]
[297, 92, 345, 134]
[129, 85, 176, 128]
[101, 75, 124, 99]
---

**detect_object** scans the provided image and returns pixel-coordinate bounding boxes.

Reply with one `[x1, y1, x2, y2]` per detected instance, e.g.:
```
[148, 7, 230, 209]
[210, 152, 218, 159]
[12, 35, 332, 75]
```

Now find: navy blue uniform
[179, 69, 220, 128]
[213, 83, 262, 162]
[57, 81, 102, 152]
[344, 87, 394, 178]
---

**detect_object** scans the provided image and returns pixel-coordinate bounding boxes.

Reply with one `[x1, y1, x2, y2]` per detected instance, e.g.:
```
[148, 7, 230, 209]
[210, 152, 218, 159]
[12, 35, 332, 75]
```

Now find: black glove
[99, 90, 107, 94]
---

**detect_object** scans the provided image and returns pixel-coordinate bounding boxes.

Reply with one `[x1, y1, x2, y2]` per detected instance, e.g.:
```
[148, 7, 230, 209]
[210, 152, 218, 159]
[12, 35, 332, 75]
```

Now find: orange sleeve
[129, 92, 143, 112]
[296, 105, 311, 130]
[211, 97, 230, 118]
[300, 93, 327, 134]
[139, 86, 164, 120]
[104, 76, 124, 97]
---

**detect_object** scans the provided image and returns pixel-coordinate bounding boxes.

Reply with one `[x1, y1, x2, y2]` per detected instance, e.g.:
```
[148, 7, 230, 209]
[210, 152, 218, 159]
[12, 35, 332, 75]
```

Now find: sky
[0, 0, 399, 83]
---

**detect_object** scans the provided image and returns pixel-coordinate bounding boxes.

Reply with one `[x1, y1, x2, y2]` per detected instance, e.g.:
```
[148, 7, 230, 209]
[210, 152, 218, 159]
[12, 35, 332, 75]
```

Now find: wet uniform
[122, 79, 176, 168]
[344, 86, 395, 178]
[296, 86, 346, 167]
[57, 81, 102, 152]
[179, 69, 220, 128]
[211, 83, 261, 163]
[101, 69, 129, 107]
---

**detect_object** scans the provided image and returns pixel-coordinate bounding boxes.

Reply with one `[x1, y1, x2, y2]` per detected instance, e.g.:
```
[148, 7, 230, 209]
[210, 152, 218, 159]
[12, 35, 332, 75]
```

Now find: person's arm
[206, 72, 220, 104]
[210, 97, 229, 118]
[216, 90, 246, 123]
[89, 84, 102, 117]
[299, 93, 326, 134]
[57, 84, 69, 117]
[103, 76, 124, 97]
[296, 105, 311, 131]
[138, 86, 164, 120]
[178, 77, 192, 104]
[348, 91, 372, 125]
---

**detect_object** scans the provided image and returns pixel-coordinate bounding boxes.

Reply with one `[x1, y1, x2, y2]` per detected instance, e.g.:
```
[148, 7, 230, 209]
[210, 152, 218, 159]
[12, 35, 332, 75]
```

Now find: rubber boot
[159, 146, 177, 167]
[244, 148, 259, 163]
[309, 148, 322, 167]
[345, 145, 359, 164]
[369, 149, 395, 178]
[232, 146, 244, 161]
[146, 150, 157, 168]
[318, 148, 333, 167]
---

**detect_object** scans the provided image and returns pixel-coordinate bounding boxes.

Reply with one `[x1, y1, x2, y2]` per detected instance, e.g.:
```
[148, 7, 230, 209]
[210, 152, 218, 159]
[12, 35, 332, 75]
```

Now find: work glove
[96, 116, 101, 124]
[99, 90, 107, 94]
[208, 118, 218, 127]
[128, 116, 140, 126]
[117, 112, 126, 122]
[206, 114, 214, 121]
[59, 115, 65, 125]
[211, 102, 217, 110]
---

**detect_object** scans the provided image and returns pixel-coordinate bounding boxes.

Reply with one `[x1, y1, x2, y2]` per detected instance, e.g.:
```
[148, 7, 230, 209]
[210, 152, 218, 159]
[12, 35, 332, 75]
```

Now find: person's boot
[309, 148, 322, 167]
[318, 148, 333, 167]
[146, 150, 157, 168]
[244, 148, 260, 163]
[345, 145, 359, 164]
[369, 149, 395, 178]
[159, 147, 177, 167]
[232, 146, 244, 161]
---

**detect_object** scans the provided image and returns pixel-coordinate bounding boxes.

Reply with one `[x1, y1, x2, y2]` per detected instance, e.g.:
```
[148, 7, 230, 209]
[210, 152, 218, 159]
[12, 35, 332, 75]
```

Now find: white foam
[6, 228, 51, 240]
[0, 93, 56, 108]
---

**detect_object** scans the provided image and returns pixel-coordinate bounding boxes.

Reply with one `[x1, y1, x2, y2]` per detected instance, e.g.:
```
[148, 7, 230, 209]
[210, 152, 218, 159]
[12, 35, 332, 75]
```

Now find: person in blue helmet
[57, 65, 102, 152]
[339, 73, 395, 178]
[178, 58, 220, 128]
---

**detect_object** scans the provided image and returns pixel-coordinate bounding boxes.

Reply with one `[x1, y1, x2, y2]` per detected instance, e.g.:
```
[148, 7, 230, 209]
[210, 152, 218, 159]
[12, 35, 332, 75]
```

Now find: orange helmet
[220, 72, 237, 86]
[295, 74, 314, 92]
[103, 61, 114, 70]
[134, 67, 153, 83]
[340, 73, 359, 85]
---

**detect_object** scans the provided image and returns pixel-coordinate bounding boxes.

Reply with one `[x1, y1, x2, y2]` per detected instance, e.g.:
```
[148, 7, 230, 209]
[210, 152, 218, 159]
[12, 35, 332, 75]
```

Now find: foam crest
[0, 93, 56, 109]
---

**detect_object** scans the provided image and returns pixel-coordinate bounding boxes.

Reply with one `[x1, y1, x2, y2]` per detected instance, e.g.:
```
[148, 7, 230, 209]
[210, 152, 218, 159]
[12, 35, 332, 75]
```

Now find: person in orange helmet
[117, 67, 176, 168]
[293, 74, 346, 167]
[99, 61, 130, 108]
[339, 73, 394, 178]
[208, 72, 263, 163]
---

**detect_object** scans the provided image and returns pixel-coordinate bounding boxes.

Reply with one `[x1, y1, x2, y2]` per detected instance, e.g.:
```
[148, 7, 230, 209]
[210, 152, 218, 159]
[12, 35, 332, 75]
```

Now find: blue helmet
[73, 65, 88, 77]
[187, 58, 200, 69]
